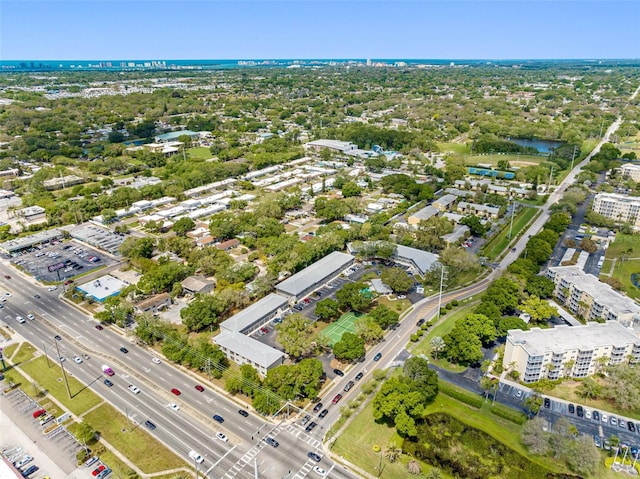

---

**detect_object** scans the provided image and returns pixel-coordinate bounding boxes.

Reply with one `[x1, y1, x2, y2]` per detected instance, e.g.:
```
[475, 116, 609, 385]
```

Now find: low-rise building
[457, 202, 500, 219]
[135, 293, 171, 314]
[504, 322, 640, 383]
[407, 205, 439, 226]
[182, 276, 216, 295]
[432, 194, 457, 212]
[547, 266, 640, 326]
[304, 139, 358, 154]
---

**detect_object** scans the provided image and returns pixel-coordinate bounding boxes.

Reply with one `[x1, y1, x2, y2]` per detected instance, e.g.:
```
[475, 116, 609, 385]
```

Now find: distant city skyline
[1, 1, 639, 61]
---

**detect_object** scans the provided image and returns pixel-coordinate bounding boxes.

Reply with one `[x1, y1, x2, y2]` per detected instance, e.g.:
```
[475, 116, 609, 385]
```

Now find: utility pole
[42, 342, 51, 368]
[54, 338, 72, 399]
[436, 266, 447, 321]
[569, 145, 578, 172]
[508, 198, 515, 240]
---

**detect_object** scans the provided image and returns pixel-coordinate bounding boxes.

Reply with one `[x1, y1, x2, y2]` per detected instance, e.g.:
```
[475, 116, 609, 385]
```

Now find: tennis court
[322, 311, 361, 346]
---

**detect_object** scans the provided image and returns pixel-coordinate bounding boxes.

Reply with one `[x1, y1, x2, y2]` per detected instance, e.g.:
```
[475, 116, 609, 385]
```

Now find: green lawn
[436, 142, 470, 155]
[376, 296, 411, 313]
[2, 343, 19, 360]
[465, 153, 546, 167]
[604, 258, 640, 300]
[550, 380, 640, 421]
[187, 146, 213, 160]
[84, 403, 186, 474]
[604, 233, 640, 257]
[481, 206, 539, 260]
[12, 343, 38, 364]
[19, 355, 103, 416]
[602, 234, 640, 299]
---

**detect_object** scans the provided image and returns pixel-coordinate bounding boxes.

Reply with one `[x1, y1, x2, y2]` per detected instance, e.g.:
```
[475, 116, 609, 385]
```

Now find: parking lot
[1, 386, 87, 479]
[11, 240, 119, 283]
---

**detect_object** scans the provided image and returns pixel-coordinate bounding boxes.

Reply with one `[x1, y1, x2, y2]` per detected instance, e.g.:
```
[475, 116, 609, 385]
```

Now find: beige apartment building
[591, 192, 640, 228]
[620, 163, 640, 182]
[504, 322, 640, 383]
[547, 266, 640, 326]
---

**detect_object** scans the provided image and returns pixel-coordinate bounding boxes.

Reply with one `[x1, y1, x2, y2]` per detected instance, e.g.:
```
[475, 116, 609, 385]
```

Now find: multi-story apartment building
[547, 266, 640, 326]
[620, 163, 640, 182]
[504, 322, 640, 383]
[591, 192, 640, 228]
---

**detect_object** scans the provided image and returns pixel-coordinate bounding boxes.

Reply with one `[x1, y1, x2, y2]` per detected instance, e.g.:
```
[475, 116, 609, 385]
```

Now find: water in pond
[508, 138, 564, 154]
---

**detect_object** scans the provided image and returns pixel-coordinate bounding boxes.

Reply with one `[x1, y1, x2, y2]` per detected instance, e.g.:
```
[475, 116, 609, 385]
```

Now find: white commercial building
[504, 322, 640, 383]
[620, 163, 640, 182]
[592, 192, 640, 229]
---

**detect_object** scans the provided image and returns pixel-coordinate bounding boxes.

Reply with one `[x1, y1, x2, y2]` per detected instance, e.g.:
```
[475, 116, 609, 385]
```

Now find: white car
[585, 409, 592, 420]
[216, 432, 228, 443]
[15, 455, 33, 468]
[152, 357, 161, 364]
[189, 450, 204, 464]
[4, 292, 11, 297]
[313, 466, 327, 476]
[27, 314, 35, 320]
[169, 403, 180, 411]
[59, 356, 66, 363]
[128, 385, 140, 394]
[602, 413, 609, 423]
[16, 316, 25, 324]
[73, 356, 83, 364]
[48, 286, 57, 292]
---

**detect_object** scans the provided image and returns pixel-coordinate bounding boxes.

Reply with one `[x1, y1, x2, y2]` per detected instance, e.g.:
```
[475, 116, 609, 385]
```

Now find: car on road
[27, 314, 35, 320]
[313, 402, 323, 413]
[305, 422, 317, 432]
[33, 294, 40, 299]
[73, 356, 83, 364]
[95, 324, 104, 330]
[313, 466, 327, 476]
[543, 397, 550, 409]
[144, 420, 156, 430]
[189, 451, 204, 464]
[373, 352, 382, 361]
[152, 357, 161, 364]
[307, 452, 322, 462]
[216, 432, 228, 442]
[212, 414, 224, 423]
[171, 388, 181, 396]
[169, 403, 180, 411]
[238, 409, 249, 417]
[416, 318, 426, 327]
[104, 379, 113, 387]
[128, 385, 140, 394]
[576, 405, 584, 417]
[102, 365, 114, 376]
[511, 247, 517, 252]
[195, 385, 205, 392]
[355, 372, 364, 381]
[16, 316, 25, 324]
[568, 403, 575, 414]
[48, 286, 57, 292]
[119, 347, 128, 354]
[301, 415, 311, 425]
[265, 437, 279, 447]
[92, 465, 106, 477]
[319, 409, 329, 419]
[333, 368, 344, 377]
[332, 394, 343, 404]
[344, 381, 354, 392]
[5, 292, 12, 297]
[58, 356, 66, 363]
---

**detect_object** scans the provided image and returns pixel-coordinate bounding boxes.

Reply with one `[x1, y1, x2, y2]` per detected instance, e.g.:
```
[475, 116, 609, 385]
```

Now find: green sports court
[322, 311, 363, 346]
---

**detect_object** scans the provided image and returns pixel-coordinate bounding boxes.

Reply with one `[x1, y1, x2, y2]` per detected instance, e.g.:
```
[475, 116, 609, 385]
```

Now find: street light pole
[54, 338, 72, 399]
[569, 145, 578, 172]
[508, 198, 515, 240]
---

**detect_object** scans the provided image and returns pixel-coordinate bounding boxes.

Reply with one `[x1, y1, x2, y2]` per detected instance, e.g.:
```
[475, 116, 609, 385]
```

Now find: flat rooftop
[77, 275, 128, 302]
[276, 251, 354, 297]
[214, 331, 284, 368]
[220, 293, 289, 333]
[508, 322, 640, 357]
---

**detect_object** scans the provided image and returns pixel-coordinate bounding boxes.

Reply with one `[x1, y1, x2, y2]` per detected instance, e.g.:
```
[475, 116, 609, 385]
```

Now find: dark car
[238, 409, 249, 417]
[416, 318, 426, 327]
[373, 352, 382, 362]
[195, 385, 205, 392]
[212, 414, 224, 423]
[568, 403, 575, 414]
[144, 420, 156, 430]
[104, 379, 113, 387]
[354, 372, 364, 381]
[21, 465, 39, 477]
[305, 422, 317, 432]
[307, 452, 322, 462]
[119, 347, 128, 354]
[54, 335, 62, 341]
[313, 402, 323, 413]
[576, 405, 584, 417]
[593, 410, 600, 421]
[332, 394, 343, 404]
[95, 324, 104, 330]
[333, 368, 344, 377]
[628, 422, 636, 433]
[344, 381, 355, 392]
[543, 398, 550, 409]
[319, 409, 329, 419]
[265, 437, 279, 448]
[34, 294, 40, 299]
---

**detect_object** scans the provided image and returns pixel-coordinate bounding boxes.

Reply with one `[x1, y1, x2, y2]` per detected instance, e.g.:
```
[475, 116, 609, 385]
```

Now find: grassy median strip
[12, 343, 38, 364]
[19, 355, 103, 416]
[84, 403, 186, 474]
[481, 206, 538, 260]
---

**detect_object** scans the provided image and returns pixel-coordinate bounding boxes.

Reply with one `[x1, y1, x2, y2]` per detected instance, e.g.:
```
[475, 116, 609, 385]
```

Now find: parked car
[313, 402, 323, 413]
[319, 409, 329, 419]
[543, 397, 550, 409]
[354, 372, 364, 381]
[576, 405, 584, 417]
[85, 457, 99, 468]
[332, 394, 343, 404]
[333, 368, 344, 377]
[568, 404, 575, 414]
[305, 422, 317, 432]
[21, 465, 39, 477]
[344, 381, 355, 392]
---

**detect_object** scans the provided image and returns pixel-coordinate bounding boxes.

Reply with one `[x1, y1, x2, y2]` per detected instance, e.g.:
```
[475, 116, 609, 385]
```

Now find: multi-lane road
[0, 266, 356, 479]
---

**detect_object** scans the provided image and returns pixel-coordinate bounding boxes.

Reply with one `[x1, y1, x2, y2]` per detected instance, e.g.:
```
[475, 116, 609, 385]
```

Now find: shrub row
[439, 381, 483, 408]
[489, 403, 527, 425]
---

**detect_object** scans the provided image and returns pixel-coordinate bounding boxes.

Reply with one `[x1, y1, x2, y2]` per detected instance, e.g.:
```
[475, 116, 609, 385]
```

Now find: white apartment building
[620, 163, 640, 182]
[547, 266, 640, 326]
[591, 192, 640, 228]
[504, 322, 640, 383]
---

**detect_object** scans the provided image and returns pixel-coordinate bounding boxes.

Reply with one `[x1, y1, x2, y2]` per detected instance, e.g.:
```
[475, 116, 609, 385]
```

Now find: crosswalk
[222, 422, 322, 479]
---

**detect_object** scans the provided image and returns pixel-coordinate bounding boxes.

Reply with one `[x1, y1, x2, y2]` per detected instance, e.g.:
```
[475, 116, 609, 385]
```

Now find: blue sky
[1, 1, 638, 60]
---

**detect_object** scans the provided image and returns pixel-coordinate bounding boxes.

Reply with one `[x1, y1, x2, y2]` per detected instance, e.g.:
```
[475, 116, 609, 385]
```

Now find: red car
[195, 385, 205, 392]
[171, 388, 181, 396]
[332, 394, 343, 404]
[260, 327, 269, 334]
[92, 465, 106, 476]
[32, 409, 46, 418]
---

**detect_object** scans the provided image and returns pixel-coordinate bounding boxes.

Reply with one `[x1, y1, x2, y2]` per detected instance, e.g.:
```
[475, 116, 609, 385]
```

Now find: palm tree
[425, 468, 442, 479]
[430, 336, 445, 361]
[407, 460, 421, 475]
[383, 443, 402, 463]
[563, 359, 575, 378]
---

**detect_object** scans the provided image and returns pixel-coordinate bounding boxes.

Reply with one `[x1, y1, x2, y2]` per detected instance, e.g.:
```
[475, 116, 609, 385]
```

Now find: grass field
[12, 343, 38, 364]
[376, 296, 411, 313]
[2, 342, 19, 360]
[187, 146, 213, 161]
[601, 233, 640, 299]
[84, 403, 186, 474]
[465, 153, 546, 167]
[322, 312, 360, 346]
[481, 206, 539, 260]
[20, 355, 103, 416]
[411, 302, 479, 373]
